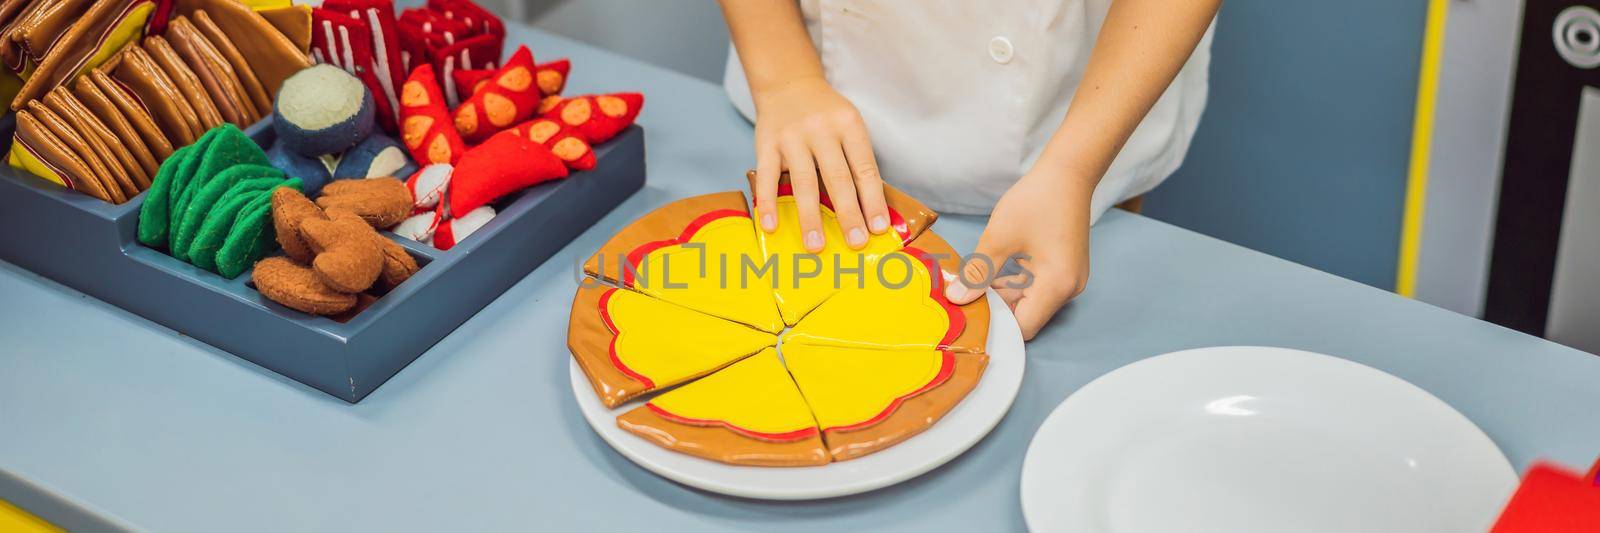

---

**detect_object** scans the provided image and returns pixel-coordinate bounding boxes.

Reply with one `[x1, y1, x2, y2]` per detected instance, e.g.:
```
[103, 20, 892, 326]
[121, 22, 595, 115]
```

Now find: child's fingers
[781, 140, 825, 252]
[1011, 290, 1065, 341]
[840, 127, 890, 235]
[811, 141, 868, 249]
[754, 140, 782, 233]
[947, 229, 1018, 305]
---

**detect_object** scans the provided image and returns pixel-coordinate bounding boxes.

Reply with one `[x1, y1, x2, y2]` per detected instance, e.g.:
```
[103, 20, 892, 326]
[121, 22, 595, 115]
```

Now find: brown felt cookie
[372, 235, 419, 291]
[300, 210, 383, 293]
[252, 256, 358, 315]
[270, 186, 324, 263]
[315, 178, 413, 229]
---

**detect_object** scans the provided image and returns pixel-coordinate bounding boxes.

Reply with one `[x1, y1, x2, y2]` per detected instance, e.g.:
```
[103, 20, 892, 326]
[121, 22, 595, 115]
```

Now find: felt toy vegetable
[447, 129, 567, 215]
[433, 33, 500, 107]
[510, 117, 595, 171]
[273, 64, 376, 157]
[541, 93, 643, 144]
[315, 177, 413, 229]
[393, 208, 440, 242]
[432, 205, 493, 250]
[322, 0, 405, 132]
[217, 178, 303, 279]
[535, 59, 569, 96]
[190, 175, 288, 273]
[309, 9, 397, 134]
[174, 164, 284, 262]
[333, 132, 416, 180]
[453, 46, 537, 144]
[270, 186, 325, 263]
[398, 64, 466, 165]
[138, 141, 200, 247]
[252, 256, 360, 315]
[172, 124, 270, 258]
[426, 0, 503, 40]
[266, 142, 333, 194]
[405, 163, 451, 209]
[300, 209, 384, 292]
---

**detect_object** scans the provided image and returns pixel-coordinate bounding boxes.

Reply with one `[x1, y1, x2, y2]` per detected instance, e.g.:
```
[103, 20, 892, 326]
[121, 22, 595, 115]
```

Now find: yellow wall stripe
[0, 498, 62, 533]
[1396, 0, 1450, 297]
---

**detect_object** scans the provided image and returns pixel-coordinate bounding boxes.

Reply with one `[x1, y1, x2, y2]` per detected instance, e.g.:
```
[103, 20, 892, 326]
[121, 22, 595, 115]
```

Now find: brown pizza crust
[618, 405, 830, 467]
[567, 283, 653, 408]
[824, 352, 988, 462]
[743, 170, 938, 244]
[906, 231, 989, 353]
[582, 191, 751, 283]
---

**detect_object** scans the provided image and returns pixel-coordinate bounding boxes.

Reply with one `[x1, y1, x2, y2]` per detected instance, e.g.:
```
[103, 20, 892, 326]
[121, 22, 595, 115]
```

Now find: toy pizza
[568, 180, 990, 467]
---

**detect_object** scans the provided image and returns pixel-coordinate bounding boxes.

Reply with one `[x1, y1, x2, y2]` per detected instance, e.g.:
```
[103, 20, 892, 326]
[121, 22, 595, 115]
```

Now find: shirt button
[989, 36, 1014, 64]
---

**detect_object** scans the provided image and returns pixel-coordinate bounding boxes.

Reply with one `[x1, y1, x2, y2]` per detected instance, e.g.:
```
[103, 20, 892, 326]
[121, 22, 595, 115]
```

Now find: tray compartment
[0, 117, 645, 402]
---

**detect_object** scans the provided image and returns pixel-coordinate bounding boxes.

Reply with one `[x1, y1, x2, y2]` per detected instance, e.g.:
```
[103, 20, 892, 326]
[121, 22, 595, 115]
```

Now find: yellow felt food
[648, 348, 816, 437]
[784, 250, 952, 350]
[605, 288, 776, 387]
[7, 143, 67, 187]
[781, 343, 946, 431]
[756, 195, 902, 325]
[633, 214, 784, 333]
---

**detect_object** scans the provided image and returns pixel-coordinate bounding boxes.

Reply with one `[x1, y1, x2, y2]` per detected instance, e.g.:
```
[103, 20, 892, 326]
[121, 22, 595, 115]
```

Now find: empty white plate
[572, 288, 1025, 500]
[1021, 346, 1516, 533]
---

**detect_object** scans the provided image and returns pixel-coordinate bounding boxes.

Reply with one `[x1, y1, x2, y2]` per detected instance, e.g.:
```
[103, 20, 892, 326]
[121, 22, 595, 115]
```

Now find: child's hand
[751, 77, 890, 252]
[945, 170, 1092, 340]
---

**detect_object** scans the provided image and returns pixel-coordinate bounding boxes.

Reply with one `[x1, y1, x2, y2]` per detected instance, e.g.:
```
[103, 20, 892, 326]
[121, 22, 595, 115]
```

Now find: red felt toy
[535, 59, 569, 96]
[399, 65, 467, 166]
[540, 93, 642, 144]
[310, 10, 399, 133]
[454, 46, 539, 144]
[509, 117, 595, 171]
[427, 0, 504, 41]
[451, 68, 495, 98]
[432, 205, 495, 250]
[1491, 462, 1600, 532]
[396, 8, 469, 73]
[435, 33, 503, 107]
[447, 129, 567, 215]
[322, 0, 406, 132]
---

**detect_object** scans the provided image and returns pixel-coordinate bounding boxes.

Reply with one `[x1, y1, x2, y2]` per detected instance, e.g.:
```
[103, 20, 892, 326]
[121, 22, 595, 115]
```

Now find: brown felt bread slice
[26, 99, 125, 203]
[823, 352, 987, 462]
[12, 0, 146, 110]
[86, 68, 175, 160]
[905, 230, 989, 353]
[109, 43, 200, 146]
[13, 108, 110, 202]
[72, 73, 160, 177]
[581, 190, 750, 282]
[143, 35, 224, 130]
[168, 15, 255, 125]
[192, 9, 270, 117]
[175, 0, 310, 96]
[44, 87, 148, 192]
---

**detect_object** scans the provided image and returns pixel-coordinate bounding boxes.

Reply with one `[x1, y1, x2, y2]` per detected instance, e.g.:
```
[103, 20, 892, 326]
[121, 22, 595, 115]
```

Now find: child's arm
[718, 0, 889, 251]
[947, 0, 1221, 340]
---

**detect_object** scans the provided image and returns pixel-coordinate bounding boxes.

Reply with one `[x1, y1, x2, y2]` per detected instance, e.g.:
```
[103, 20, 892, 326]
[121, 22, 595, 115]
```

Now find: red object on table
[322, 0, 407, 133]
[1491, 461, 1600, 532]
[447, 129, 567, 215]
[453, 46, 540, 144]
[398, 65, 467, 166]
[539, 93, 642, 145]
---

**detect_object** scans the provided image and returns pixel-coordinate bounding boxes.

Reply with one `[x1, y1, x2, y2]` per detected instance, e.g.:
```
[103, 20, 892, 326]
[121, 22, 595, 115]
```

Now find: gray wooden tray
[0, 117, 644, 402]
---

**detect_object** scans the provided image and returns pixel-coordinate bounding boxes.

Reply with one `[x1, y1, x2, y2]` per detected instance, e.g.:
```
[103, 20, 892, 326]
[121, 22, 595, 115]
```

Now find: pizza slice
[781, 343, 987, 462]
[745, 171, 938, 325]
[583, 191, 784, 333]
[617, 348, 829, 467]
[785, 230, 988, 353]
[568, 285, 776, 408]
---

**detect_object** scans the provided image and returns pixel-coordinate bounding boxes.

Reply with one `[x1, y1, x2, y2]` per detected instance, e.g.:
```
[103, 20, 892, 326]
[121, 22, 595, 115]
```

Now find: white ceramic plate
[571, 288, 1025, 500]
[1020, 346, 1517, 533]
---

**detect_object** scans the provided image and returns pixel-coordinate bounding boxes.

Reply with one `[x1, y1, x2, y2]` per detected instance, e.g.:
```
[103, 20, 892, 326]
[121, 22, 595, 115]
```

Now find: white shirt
[725, 0, 1214, 222]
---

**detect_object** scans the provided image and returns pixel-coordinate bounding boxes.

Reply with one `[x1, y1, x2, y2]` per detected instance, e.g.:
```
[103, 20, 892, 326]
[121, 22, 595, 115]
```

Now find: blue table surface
[4, 24, 1599, 533]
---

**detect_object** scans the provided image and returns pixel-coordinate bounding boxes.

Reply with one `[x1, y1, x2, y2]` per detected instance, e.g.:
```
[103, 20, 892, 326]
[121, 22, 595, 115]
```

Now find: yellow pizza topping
[757, 195, 903, 325]
[648, 348, 818, 439]
[603, 288, 775, 388]
[785, 249, 955, 350]
[781, 344, 950, 431]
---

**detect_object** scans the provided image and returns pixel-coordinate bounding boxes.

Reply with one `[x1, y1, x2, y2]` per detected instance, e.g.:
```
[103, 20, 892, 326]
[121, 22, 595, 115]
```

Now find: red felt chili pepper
[540, 93, 643, 144]
[398, 64, 466, 166]
[454, 46, 539, 144]
[447, 128, 567, 215]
